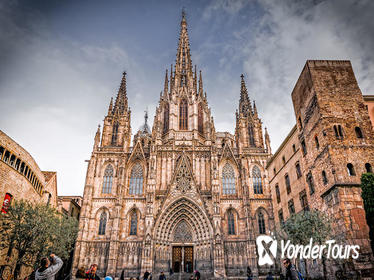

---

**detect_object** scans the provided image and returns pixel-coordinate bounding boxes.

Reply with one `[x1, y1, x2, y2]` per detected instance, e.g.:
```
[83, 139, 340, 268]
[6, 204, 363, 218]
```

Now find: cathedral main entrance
[172, 246, 193, 273]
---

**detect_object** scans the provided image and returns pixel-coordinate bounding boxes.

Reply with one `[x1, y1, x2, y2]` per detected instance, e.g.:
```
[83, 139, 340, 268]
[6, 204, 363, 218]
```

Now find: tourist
[194, 270, 200, 280]
[35, 254, 63, 280]
[266, 271, 274, 280]
[76, 267, 86, 279]
[246, 266, 252, 280]
[86, 264, 100, 280]
[159, 271, 166, 280]
[104, 277, 113, 280]
[282, 258, 300, 280]
[143, 270, 150, 280]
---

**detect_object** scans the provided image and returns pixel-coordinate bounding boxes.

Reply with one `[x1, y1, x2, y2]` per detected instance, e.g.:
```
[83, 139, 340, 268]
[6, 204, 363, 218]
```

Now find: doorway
[172, 246, 193, 273]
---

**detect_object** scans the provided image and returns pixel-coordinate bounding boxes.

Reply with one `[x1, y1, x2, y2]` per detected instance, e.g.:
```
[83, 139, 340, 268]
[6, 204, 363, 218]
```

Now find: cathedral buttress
[235, 74, 266, 153]
[101, 72, 131, 151]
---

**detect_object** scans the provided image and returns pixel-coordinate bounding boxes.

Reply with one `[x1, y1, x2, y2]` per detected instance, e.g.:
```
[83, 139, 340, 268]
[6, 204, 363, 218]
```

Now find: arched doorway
[153, 197, 213, 274]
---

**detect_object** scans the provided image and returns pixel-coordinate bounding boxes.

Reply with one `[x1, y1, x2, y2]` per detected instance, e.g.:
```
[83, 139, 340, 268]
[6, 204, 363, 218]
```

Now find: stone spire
[265, 127, 271, 154]
[113, 71, 129, 115]
[253, 100, 258, 118]
[175, 10, 193, 85]
[194, 65, 197, 94]
[239, 74, 252, 117]
[94, 124, 101, 150]
[108, 97, 113, 115]
[164, 69, 169, 96]
[198, 71, 203, 96]
[170, 64, 174, 93]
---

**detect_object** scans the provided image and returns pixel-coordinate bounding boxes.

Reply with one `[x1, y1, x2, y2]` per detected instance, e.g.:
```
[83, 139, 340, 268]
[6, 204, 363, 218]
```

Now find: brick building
[267, 60, 374, 278]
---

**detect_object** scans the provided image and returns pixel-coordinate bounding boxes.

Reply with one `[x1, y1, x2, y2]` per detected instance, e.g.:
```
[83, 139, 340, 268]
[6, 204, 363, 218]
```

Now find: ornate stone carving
[173, 221, 193, 242]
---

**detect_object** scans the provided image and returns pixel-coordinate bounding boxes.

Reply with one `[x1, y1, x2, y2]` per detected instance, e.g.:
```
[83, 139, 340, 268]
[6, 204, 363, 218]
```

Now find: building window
[163, 103, 169, 134]
[278, 209, 284, 225]
[322, 170, 328, 185]
[20, 162, 25, 174]
[288, 199, 295, 215]
[292, 144, 296, 153]
[299, 191, 309, 211]
[282, 156, 286, 165]
[285, 174, 291, 194]
[273, 168, 276, 175]
[15, 159, 21, 171]
[355, 127, 363, 139]
[275, 184, 281, 203]
[315, 136, 319, 150]
[298, 116, 303, 129]
[258, 212, 266, 234]
[3, 150, 10, 163]
[252, 166, 263, 194]
[111, 122, 119, 145]
[301, 139, 307, 156]
[295, 162, 302, 178]
[248, 125, 255, 147]
[222, 163, 236, 195]
[130, 210, 137, 235]
[0, 146, 4, 160]
[198, 103, 204, 134]
[347, 163, 355, 176]
[98, 212, 107, 235]
[179, 99, 188, 130]
[306, 172, 315, 195]
[333, 125, 344, 140]
[365, 163, 373, 173]
[9, 155, 16, 167]
[228, 210, 236, 235]
[102, 165, 114, 194]
[129, 163, 143, 195]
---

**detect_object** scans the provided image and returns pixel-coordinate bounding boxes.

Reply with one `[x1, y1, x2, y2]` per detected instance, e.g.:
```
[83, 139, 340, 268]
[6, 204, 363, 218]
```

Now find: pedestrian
[189, 276, 194, 280]
[282, 258, 301, 280]
[104, 277, 113, 280]
[194, 270, 200, 280]
[266, 271, 274, 280]
[159, 271, 166, 280]
[149, 272, 153, 280]
[246, 266, 252, 280]
[76, 267, 86, 279]
[120, 270, 125, 280]
[86, 264, 100, 280]
[35, 254, 63, 280]
[143, 270, 150, 280]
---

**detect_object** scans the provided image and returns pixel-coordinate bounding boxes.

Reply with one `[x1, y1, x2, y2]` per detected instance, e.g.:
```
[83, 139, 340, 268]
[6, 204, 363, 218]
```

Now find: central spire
[175, 10, 193, 87]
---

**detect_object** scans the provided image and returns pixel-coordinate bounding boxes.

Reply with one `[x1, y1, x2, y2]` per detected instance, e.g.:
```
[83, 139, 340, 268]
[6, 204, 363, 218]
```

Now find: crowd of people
[26, 253, 303, 280]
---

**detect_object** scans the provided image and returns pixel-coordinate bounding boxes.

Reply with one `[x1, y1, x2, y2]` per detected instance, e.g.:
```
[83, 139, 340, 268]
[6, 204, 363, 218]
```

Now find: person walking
[194, 270, 200, 280]
[35, 254, 63, 280]
[246, 266, 252, 280]
[283, 258, 301, 280]
[76, 267, 86, 279]
[86, 264, 100, 280]
[158, 271, 166, 280]
[266, 271, 274, 280]
[143, 271, 150, 280]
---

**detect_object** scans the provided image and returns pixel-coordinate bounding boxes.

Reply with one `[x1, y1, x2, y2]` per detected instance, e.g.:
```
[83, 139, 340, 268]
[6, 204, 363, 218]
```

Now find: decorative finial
[144, 108, 148, 125]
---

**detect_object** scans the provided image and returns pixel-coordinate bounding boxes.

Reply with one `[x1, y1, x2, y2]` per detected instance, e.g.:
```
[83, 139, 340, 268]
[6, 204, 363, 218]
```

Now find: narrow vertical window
[301, 140, 307, 155]
[163, 103, 169, 134]
[130, 210, 137, 235]
[278, 209, 284, 225]
[222, 163, 236, 195]
[111, 122, 119, 145]
[252, 166, 263, 194]
[288, 199, 295, 215]
[198, 103, 204, 134]
[295, 162, 302, 178]
[275, 184, 281, 203]
[102, 165, 114, 194]
[365, 163, 373, 173]
[298, 116, 302, 129]
[98, 212, 107, 235]
[334, 125, 344, 139]
[282, 156, 286, 165]
[315, 136, 319, 150]
[306, 172, 315, 195]
[0, 146, 4, 160]
[347, 163, 355, 176]
[292, 144, 296, 153]
[285, 174, 291, 194]
[228, 210, 235, 235]
[179, 99, 188, 130]
[258, 212, 266, 234]
[248, 124, 255, 147]
[129, 163, 143, 195]
[322, 170, 328, 185]
[355, 127, 363, 139]
[299, 191, 309, 211]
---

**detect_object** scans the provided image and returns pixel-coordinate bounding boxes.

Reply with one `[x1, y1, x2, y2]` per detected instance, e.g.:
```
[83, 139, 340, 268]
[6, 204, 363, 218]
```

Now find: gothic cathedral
[73, 13, 274, 278]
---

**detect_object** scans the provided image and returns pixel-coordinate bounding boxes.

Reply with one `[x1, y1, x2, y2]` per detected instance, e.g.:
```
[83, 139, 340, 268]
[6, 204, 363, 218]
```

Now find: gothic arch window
[333, 125, 344, 140]
[248, 124, 255, 147]
[129, 163, 143, 195]
[355, 127, 363, 139]
[198, 103, 203, 134]
[347, 163, 355, 176]
[129, 210, 137, 235]
[98, 212, 107, 235]
[252, 166, 263, 194]
[222, 163, 236, 195]
[163, 103, 169, 134]
[111, 121, 119, 145]
[322, 170, 328, 185]
[102, 165, 114, 194]
[227, 210, 236, 235]
[365, 163, 372, 173]
[179, 99, 188, 130]
[285, 173, 291, 194]
[258, 211, 266, 234]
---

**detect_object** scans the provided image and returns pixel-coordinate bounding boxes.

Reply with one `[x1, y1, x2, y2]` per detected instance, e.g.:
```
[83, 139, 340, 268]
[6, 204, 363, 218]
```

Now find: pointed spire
[144, 109, 148, 126]
[164, 69, 169, 96]
[175, 10, 193, 80]
[170, 64, 174, 93]
[265, 127, 271, 154]
[113, 71, 129, 115]
[108, 97, 113, 115]
[253, 100, 258, 117]
[194, 65, 197, 94]
[239, 74, 252, 117]
[94, 124, 101, 149]
[198, 70, 203, 96]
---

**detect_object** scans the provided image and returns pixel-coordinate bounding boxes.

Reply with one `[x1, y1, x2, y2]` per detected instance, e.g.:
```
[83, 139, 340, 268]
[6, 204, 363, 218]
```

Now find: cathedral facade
[72, 14, 274, 279]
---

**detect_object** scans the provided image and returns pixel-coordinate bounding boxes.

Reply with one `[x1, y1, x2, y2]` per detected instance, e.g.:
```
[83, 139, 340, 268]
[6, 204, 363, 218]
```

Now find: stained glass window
[222, 163, 236, 195]
[129, 163, 143, 195]
[102, 165, 113, 194]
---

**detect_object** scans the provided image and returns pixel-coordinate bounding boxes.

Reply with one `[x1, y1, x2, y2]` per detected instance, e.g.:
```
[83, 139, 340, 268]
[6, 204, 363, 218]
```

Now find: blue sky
[1, 0, 374, 195]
